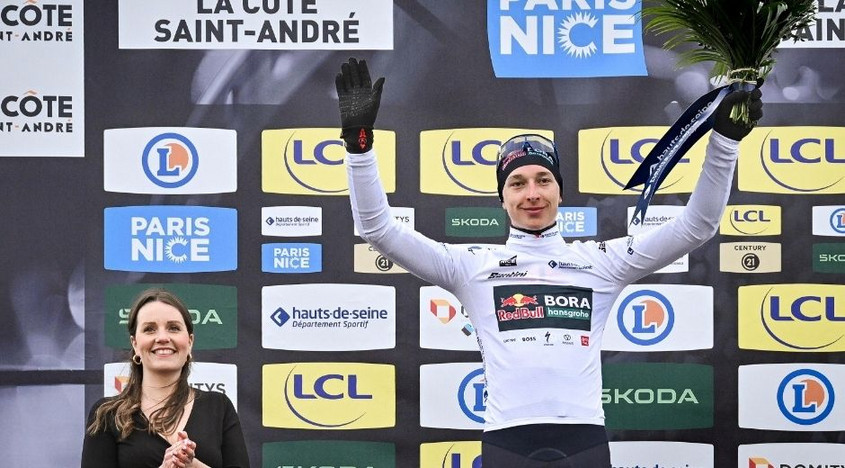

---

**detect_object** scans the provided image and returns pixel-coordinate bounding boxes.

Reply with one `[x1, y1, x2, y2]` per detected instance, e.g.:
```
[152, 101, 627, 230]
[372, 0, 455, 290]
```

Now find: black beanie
[496, 134, 563, 202]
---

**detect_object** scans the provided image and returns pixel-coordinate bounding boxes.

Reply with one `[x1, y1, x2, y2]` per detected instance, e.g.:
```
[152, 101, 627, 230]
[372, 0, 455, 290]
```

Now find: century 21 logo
[262, 363, 395, 429]
[261, 128, 396, 195]
[420, 128, 554, 196]
[578, 127, 706, 194]
[738, 127, 845, 194]
[738, 284, 845, 352]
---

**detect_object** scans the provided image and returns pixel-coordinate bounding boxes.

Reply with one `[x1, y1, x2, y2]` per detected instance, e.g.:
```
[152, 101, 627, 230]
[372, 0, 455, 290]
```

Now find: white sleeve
[346, 150, 467, 290]
[597, 131, 739, 284]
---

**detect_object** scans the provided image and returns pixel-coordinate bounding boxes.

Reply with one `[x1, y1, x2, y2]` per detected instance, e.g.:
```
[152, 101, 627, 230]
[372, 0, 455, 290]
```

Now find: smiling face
[501, 164, 562, 231]
[130, 300, 193, 378]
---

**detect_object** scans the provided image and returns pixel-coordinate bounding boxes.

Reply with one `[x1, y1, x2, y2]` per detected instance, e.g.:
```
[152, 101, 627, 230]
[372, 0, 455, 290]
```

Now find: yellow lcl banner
[262, 128, 396, 195]
[739, 284, 845, 352]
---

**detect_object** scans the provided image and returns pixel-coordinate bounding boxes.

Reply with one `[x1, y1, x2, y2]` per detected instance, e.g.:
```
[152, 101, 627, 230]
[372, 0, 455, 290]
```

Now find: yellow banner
[578, 127, 708, 194]
[738, 127, 845, 194]
[719, 205, 782, 236]
[420, 128, 553, 196]
[262, 128, 395, 195]
[263, 362, 395, 429]
[738, 284, 845, 352]
[420, 441, 481, 468]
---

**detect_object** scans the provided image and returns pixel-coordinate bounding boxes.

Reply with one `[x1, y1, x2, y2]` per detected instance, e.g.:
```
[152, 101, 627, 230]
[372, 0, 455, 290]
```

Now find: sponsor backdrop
[0, 1, 843, 466]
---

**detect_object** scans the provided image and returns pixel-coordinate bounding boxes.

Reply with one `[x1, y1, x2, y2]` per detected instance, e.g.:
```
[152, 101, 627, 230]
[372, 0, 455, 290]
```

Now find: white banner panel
[627, 205, 688, 273]
[813, 205, 845, 236]
[419, 286, 478, 351]
[104, 127, 237, 194]
[739, 363, 845, 431]
[262, 284, 395, 351]
[354, 207, 414, 236]
[738, 443, 845, 468]
[261, 206, 322, 237]
[610, 441, 714, 468]
[104, 362, 238, 409]
[0, 0, 84, 157]
[602, 284, 713, 351]
[118, 0, 393, 50]
[419, 363, 485, 430]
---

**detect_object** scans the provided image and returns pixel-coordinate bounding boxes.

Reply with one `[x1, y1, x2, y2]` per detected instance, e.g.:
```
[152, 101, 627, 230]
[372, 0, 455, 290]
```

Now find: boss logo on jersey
[487, 0, 646, 78]
[263, 362, 395, 430]
[720, 205, 782, 236]
[103, 206, 237, 273]
[738, 127, 845, 194]
[420, 128, 553, 196]
[494, 285, 592, 332]
[813, 206, 845, 236]
[738, 284, 845, 352]
[578, 127, 706, 194]
[262, 128, 396, 195]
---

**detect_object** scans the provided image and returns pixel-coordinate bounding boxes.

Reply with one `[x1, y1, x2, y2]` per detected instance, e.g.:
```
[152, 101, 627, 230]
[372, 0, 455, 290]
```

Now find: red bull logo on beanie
[487, 0, 647, 78]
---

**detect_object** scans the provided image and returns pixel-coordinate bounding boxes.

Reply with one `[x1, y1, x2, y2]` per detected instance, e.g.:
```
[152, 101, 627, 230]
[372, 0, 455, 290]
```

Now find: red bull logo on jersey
[494, 284, 592, 332]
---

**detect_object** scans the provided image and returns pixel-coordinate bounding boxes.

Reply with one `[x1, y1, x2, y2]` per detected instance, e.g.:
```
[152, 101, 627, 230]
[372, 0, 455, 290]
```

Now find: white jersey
[347, 132, 739, 431]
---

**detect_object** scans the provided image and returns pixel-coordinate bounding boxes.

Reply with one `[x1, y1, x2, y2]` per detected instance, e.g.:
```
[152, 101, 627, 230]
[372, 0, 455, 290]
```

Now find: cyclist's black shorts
[481, 423, 611, 468]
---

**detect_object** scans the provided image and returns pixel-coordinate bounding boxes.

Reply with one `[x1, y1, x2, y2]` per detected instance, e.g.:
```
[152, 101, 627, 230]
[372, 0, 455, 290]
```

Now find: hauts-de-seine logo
[616, 290, 674, 346]
[578, 127, 706, 194]
[777, 369, 835, 426]
[739, 284, 845, 352]
[262, 128, 396, 195]
[420, 128, 553, 196]
[103, 206, 237, 272]
[141, 132, 198, 188]
[487, 0, 646, 77]
[738, 127, 845, 194]
[262, 362, 395, 430]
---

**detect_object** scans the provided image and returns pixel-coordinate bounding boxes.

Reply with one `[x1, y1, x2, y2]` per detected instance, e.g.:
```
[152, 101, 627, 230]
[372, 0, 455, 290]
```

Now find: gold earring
[132, 354, 141, 365]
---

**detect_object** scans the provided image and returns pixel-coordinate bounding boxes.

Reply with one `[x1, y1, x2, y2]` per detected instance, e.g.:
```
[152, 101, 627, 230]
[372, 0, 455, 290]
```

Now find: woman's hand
[160, 431, 196, 468]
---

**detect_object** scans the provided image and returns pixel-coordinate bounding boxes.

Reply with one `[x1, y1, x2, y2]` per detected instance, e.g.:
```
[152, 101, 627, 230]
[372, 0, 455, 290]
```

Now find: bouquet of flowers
[643, 0, 817, 124]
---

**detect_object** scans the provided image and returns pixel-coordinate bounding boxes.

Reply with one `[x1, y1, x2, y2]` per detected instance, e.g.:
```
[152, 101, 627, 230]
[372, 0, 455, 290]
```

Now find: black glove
[712, 87, 763, 141]
[335, 57, 385, 153]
